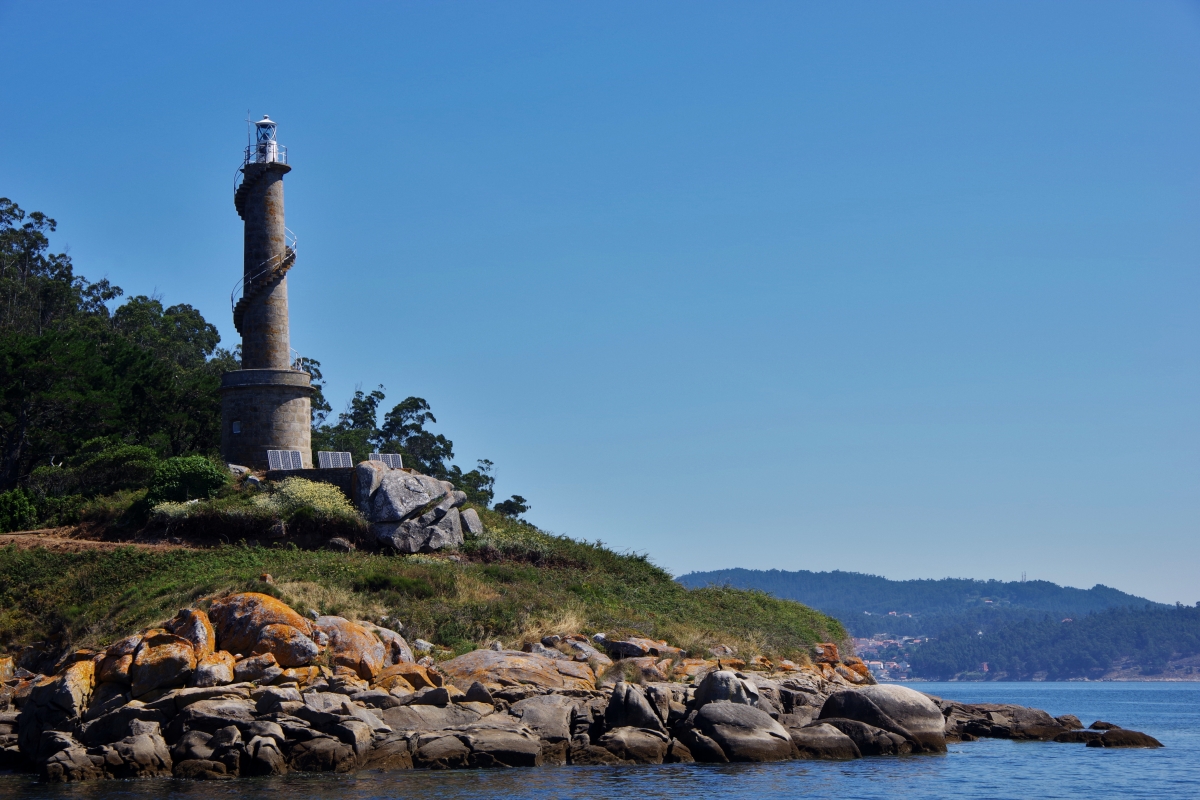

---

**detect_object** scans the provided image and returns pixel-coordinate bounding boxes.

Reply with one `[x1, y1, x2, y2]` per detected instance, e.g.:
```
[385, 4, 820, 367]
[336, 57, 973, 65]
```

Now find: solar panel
[370, 453, 403, 469]
[318, 451, 353, 469]
[268, 450, 304, 470]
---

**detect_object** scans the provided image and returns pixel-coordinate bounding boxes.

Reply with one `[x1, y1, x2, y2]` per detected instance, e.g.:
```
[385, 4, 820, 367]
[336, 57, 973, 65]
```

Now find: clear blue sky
[2, 1, 1197, 604]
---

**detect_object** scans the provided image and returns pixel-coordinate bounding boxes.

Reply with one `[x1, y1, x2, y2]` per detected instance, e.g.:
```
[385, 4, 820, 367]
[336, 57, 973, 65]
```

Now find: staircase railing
[230, 228, 297, 312]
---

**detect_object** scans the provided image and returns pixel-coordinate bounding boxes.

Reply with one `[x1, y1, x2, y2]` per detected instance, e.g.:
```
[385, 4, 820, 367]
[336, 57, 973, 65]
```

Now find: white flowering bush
[257, 477, 362, 523]
[149, 500, 196, 522]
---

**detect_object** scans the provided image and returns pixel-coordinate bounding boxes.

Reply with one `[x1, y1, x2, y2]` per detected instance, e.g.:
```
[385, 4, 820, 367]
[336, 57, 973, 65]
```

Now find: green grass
[0, 507, 844, 662]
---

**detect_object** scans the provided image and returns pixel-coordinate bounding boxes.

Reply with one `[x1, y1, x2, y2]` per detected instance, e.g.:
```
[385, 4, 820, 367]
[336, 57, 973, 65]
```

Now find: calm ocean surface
[1, 682, 1195, 799]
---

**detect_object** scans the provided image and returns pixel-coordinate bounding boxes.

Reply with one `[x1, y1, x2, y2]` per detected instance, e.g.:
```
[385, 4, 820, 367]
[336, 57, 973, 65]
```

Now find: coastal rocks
[1085, 729, 1163, 748]
[130, 631, 197, 697]
[208, 593, 316, 662]
[694, 670, 759, 708]
[817, 718, 912, 756]
[249, 624, 320, 668]
[438, 649, 596, 692]
[605, 682, 665, 732]
[313, 617, 387, 680]
[686, 703, 795, 762]
[598, 727, 669, 764]
[193, 652, 236, 687]
[818, 685, 946, 753]
[97, 636, 140, 685]
[786, 722, 862, 759]
[165, 609, 216, 660]
[935, 699, 1068, 741]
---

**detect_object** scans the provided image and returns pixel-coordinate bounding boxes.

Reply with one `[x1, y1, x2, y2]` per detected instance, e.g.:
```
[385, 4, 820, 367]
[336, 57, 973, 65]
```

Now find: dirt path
[0, 527, 184, 552]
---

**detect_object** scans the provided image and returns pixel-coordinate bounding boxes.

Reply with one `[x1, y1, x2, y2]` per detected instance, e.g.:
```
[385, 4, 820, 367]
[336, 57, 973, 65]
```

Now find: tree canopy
[0, 197, 235, 491]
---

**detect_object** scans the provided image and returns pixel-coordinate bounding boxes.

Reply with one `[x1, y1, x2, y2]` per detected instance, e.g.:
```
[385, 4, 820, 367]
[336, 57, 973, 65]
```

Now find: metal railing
[230, 228, 297, 311]
[245, 143, 288, 166]
[233, 143, 289, 193]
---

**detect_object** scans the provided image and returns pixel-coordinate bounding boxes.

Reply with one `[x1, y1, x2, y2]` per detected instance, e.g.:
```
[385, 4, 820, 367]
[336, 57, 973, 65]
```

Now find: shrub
[149, 501, 197, 523]
[25, 442, 160, 501]
[0, 489, 37, 533]
[146, 456, 228, 504]
[257, 477, 362, 523]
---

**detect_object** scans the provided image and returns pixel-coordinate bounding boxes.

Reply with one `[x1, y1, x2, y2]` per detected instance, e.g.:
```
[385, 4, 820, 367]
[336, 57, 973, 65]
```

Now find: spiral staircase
[230, 164, 296, 335]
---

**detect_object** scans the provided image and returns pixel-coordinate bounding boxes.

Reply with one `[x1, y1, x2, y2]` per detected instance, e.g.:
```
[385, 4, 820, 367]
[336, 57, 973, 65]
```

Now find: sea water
[1, 683, 1195, 799]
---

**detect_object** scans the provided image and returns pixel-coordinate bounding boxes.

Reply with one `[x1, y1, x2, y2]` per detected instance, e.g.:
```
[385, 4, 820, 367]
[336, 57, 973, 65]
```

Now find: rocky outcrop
[2, 591, 1164, 783]
[354, 463, 473, 553]
[934, 698, 1073, 741]
[438, 649, 596, 693]
[818, 684, 946, 753]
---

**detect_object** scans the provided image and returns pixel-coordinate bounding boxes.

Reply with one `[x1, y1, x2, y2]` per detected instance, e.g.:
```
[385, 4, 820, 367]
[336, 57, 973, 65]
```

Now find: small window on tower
[232, 421, 242, 434]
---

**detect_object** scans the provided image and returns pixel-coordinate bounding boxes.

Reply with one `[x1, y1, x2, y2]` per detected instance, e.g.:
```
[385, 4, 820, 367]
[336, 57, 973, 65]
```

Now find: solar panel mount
[317, 451, 354, 469]
[268, 450, 304, 470]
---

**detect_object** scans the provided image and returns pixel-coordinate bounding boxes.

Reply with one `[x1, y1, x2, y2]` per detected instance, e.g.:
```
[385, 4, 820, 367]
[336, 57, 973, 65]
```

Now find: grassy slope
[0, 508, 844, 662]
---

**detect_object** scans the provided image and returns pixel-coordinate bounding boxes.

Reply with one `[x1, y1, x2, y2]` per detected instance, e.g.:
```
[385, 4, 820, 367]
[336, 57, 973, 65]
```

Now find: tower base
[220, 369, 313, 470]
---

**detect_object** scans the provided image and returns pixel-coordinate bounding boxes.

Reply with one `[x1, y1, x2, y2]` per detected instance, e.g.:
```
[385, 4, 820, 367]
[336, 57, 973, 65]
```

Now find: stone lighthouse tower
[220, 115, 313, 469]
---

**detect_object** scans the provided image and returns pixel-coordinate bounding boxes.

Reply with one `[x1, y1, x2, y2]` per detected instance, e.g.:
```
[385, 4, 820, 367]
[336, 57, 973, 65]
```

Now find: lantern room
[249, 115, 287, 165]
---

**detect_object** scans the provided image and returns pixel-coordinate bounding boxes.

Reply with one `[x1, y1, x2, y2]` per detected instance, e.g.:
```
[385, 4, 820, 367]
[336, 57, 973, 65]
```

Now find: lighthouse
[220, 115, 313, 469]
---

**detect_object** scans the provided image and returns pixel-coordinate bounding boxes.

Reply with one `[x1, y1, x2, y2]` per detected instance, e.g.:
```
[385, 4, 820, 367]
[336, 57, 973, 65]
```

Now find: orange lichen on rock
[374, 662, 442, 691]
[439, 649, 595, 692]
[130, 630, 196, 697]
[208, 592, 314, 654]
[166, 608, 216, 660]
[313, 616, 387, 679]
[813, 643, 840, 664]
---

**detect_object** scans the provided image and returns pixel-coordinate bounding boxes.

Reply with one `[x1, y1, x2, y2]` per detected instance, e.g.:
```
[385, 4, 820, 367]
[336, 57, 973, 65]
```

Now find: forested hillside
[676, 568, 1157, 626]
[911, 605, 1200, 680]
[677, 567, 1199, 680]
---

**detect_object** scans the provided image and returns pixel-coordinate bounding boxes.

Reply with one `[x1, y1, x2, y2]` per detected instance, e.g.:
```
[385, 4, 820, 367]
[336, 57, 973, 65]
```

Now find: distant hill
[675, 568, 1161, 638]
[675, 568, 1199, 681]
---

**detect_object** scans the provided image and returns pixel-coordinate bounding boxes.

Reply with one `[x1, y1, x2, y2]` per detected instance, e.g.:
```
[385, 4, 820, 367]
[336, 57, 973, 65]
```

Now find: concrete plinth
[221, 369, 313, 470]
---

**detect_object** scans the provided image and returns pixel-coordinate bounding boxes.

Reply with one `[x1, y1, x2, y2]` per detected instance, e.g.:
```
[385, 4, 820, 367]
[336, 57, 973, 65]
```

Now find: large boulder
[598, 727, 669, 764]
[691, 703, 794, 762]
[1086, 729, 1164, 748]
[604, 682, 665, 732]
[165, 609, 216, 660]
[819, 685, 946, 752]
[787, 722, 862, 759]
[130, 631, 197, 698]
[354, 460, 389, 512]
[313, 616, 387, 679]
[207, 593, 317, 662]
[694, 669, 759, 708]
[381, 703, 486, 732]
[368, 470, 448, 522]
[461, 725, 545, 768]
[818, 718, 912, 755]
[938, 701, 1066, 741]
[509, 694, 579, 743]
[357, 621, 415, 665]
[461, 508, 484, 535]
[439, 649, 596, 692]
[374, 662, 442, 691]
[376, 508, 464, 554]
[193, 651, 237, 687]
[250, 624, 320, 668]
[97, 636, 141, 686]
[289, 736, 359, 772]
[18, 661, 95, 760]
